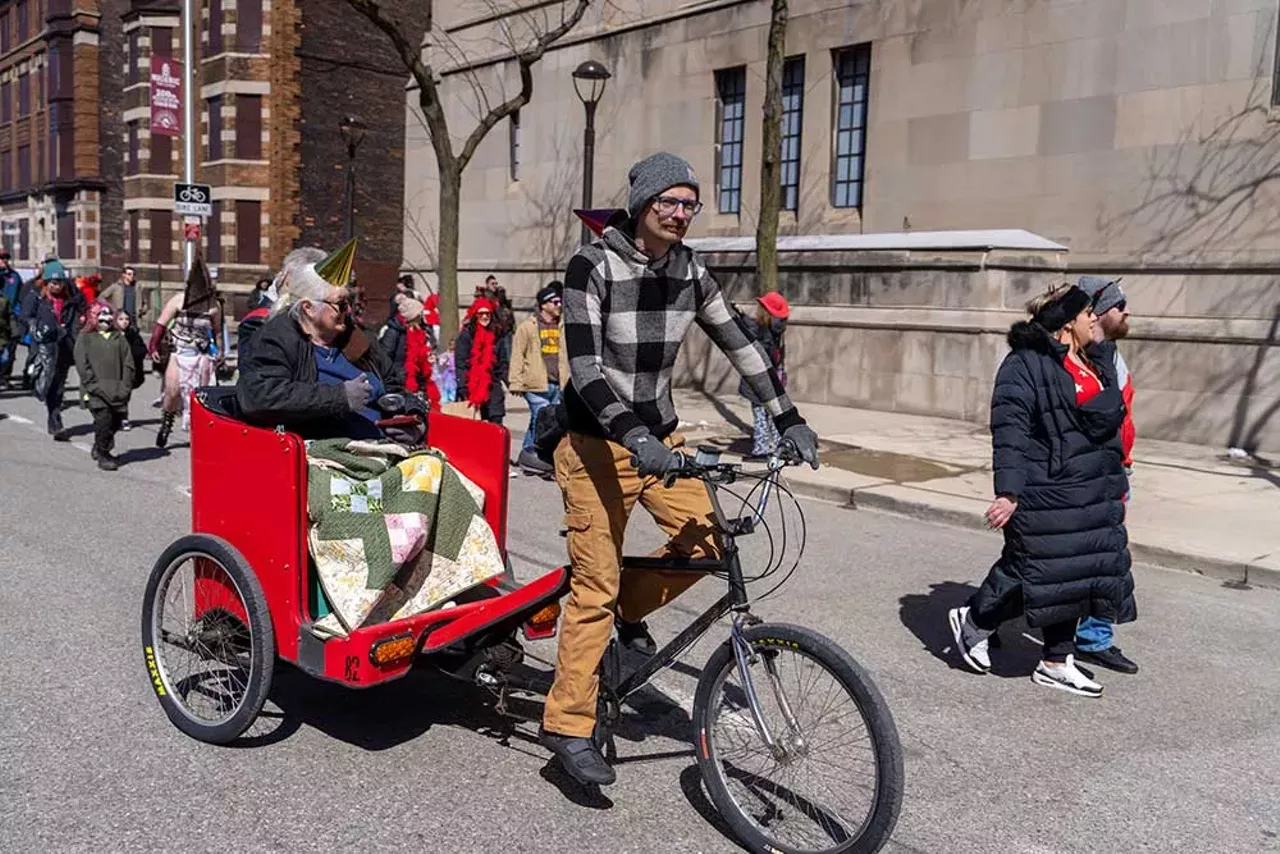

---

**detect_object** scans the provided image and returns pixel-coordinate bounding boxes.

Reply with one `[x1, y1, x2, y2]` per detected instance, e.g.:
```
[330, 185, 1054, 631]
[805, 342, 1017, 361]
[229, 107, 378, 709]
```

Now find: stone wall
[674, 235, 1280, 455]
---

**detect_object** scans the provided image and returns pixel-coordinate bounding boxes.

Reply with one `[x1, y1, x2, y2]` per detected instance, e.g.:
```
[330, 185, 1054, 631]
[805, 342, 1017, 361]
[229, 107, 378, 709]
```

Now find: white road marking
[7, 414, 32, 424]
[72, 441, 93, 454]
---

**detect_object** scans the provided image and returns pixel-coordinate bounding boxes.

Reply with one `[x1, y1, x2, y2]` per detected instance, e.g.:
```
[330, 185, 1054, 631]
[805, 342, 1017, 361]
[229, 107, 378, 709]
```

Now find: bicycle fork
[731, 616, 808, 762]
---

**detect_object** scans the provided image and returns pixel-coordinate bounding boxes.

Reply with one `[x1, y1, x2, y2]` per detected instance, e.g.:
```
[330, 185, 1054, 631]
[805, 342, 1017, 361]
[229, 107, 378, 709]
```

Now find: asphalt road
[1, 377, 1277, 853]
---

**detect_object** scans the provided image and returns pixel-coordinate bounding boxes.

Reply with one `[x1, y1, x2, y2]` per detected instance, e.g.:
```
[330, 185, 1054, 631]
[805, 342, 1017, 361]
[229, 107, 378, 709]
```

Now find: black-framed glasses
[653, 196, 703, 216]
[322, 298, 351, 313]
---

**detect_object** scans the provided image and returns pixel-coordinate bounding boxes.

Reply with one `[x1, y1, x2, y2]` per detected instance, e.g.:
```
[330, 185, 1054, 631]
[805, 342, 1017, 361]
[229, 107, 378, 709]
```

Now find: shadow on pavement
[677, 764, 740, 850]
[116, 447, 170, 466]
[898, 581, 1042, 678]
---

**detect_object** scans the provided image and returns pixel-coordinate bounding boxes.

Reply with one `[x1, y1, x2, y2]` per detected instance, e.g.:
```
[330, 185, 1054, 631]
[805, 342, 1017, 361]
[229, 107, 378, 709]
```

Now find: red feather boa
[465, 323, 497, 409]
[403, 324, 440, 407]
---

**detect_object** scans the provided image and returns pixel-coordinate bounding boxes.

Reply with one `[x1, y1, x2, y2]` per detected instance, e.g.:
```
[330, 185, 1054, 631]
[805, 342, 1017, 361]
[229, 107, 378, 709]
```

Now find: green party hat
[314, 237, 357, 288]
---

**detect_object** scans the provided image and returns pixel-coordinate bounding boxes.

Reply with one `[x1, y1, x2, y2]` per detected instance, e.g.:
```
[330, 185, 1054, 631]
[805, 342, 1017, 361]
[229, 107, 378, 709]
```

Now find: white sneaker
[1032, 655, 1103, 698]
[948, 606, 992, 674]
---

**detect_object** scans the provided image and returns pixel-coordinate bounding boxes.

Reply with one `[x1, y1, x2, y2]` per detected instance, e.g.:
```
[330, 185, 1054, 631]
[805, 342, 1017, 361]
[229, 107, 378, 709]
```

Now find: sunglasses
[321, 298, 351, 313]
[476, 310, 492, 317]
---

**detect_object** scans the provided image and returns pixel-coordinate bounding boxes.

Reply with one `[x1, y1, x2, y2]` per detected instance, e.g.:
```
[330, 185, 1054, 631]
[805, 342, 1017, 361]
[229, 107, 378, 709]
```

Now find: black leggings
[970, 605, 1076, 663]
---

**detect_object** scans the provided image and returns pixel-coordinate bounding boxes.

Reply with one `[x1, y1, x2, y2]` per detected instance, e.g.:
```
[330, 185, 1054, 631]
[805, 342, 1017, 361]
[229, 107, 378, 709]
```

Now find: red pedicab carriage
[141, 386, 569, 745]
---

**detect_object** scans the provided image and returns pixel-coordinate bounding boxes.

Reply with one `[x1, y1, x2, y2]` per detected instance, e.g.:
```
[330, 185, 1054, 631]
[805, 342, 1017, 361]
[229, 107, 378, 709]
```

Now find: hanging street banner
[150, 55, 182, 137]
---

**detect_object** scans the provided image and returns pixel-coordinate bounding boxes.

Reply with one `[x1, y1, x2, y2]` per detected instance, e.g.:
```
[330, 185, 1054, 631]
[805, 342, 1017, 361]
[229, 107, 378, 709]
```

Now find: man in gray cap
[1076, 274, 1138, 674]
[538, 151, 821, 786]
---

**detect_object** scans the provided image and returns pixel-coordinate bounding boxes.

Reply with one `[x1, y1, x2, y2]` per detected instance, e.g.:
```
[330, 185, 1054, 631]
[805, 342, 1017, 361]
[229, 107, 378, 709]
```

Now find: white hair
[268, 246, 327, 316]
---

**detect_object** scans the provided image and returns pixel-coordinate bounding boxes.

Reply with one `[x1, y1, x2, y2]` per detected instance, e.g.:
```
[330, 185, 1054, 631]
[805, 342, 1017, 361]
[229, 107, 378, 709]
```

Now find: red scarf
[404, 324, 440, 407]
[466, 322, 496, 409]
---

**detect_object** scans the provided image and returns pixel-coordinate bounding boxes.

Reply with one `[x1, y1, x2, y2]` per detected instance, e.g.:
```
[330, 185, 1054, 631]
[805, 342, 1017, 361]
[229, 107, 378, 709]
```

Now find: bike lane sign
[174, 183, 212, 217]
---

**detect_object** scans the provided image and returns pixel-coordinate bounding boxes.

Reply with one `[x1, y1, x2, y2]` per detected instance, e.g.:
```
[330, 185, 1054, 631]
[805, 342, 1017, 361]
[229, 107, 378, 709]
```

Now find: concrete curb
[506, 424, 1278, 590]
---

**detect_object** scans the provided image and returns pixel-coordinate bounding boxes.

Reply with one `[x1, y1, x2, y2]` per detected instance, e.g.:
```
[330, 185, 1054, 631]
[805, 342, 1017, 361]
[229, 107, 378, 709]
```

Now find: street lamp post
[572, 60, 610, 245]
[339, 115, 367, 241]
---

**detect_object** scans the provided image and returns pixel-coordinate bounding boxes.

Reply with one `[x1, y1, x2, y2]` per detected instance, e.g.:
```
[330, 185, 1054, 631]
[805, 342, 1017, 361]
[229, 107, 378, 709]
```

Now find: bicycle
[481, 444, 906, 854]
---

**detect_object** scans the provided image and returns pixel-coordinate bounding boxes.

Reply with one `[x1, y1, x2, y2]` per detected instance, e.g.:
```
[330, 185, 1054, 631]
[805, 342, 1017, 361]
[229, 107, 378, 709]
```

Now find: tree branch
[457, 0, 591, 170]
[344, 0, 456, 165]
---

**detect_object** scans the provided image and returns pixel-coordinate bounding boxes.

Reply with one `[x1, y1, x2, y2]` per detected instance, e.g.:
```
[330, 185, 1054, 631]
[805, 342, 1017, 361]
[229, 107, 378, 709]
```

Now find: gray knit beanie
[1080, 275, 1126, 314]
[627, 152, 700, 219]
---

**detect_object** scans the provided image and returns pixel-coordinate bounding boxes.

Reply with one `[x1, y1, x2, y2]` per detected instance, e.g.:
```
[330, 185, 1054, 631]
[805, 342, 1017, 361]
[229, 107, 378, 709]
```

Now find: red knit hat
[757, 292, 790, 319]
[466, 297, 495, 320]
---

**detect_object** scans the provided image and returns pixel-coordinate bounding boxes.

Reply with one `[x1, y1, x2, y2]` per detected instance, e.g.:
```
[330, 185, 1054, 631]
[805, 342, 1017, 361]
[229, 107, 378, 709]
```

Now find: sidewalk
[500, 388, 1280, 589]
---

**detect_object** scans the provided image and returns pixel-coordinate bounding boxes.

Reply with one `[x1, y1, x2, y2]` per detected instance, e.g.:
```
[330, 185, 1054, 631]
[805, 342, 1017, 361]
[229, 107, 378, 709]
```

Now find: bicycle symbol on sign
[178, 185, 208, 204]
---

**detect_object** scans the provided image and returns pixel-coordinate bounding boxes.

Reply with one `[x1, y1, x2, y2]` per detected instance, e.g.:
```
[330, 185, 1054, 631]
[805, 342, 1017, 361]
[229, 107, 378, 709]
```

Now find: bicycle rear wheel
[692, 623, 903, 854]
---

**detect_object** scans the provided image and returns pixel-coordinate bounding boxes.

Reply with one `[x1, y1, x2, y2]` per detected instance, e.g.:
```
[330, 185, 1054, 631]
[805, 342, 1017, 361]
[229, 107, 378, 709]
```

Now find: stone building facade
[122, 0, 408, 314]
[0, 0, 128, 275]
[406, 0, 1280, 452]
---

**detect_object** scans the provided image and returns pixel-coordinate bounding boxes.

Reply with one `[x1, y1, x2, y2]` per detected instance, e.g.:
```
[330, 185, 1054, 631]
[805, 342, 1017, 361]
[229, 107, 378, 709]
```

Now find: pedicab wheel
[141, 534, 275, 745]
[691, 623, 904, 854]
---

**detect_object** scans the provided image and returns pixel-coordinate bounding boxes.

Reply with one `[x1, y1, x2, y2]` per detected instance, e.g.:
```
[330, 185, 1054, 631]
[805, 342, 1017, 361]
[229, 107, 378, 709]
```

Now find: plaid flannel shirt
[562, 224, 803, 445]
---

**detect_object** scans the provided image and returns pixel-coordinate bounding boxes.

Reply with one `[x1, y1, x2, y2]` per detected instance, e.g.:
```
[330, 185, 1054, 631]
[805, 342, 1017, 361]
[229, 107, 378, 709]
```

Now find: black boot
[48, 410, 68, 440]
[617, 619, 657, 656]
[97, 452, 119, 471]
[539, 727, 616, 786]
[156, 411, 175, 448]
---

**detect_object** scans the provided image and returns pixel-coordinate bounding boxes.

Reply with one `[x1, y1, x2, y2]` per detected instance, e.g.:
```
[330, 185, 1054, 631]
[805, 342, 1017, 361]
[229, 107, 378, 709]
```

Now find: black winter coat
[30, 290, 86, 362]
[971, 321, 1135, 629]
[236, 312, 403, 438]
[455, 325, 510, 417]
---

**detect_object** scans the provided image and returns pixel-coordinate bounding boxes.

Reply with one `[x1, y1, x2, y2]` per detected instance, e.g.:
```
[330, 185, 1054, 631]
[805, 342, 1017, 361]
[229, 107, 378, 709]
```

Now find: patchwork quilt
[305, 438, 505, 638]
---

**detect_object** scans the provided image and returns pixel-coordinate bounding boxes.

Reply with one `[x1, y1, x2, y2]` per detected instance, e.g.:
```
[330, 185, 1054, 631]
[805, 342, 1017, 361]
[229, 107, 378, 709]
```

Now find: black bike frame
[609, 466, 762, 700]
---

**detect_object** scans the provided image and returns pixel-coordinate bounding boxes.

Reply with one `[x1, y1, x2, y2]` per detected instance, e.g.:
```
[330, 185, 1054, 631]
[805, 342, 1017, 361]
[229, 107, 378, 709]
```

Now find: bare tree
[344, 0, 592, 342]
[753, 0, 788, 295]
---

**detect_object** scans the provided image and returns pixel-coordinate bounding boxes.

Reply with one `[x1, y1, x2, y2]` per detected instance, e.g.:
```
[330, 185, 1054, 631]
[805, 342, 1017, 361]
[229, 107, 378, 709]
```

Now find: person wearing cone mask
[148, 257, 222, 446]
[236, 239, 417, 444]
[538, 152, 820, 786]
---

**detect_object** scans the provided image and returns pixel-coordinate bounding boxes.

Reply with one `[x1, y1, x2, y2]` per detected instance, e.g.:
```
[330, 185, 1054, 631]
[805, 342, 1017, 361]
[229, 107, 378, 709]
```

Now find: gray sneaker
[948, 606, 992, 674]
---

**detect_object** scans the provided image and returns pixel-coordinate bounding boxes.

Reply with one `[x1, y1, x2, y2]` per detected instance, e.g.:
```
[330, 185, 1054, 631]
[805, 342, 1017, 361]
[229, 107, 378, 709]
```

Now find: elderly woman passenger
[236, 244, 405, 440]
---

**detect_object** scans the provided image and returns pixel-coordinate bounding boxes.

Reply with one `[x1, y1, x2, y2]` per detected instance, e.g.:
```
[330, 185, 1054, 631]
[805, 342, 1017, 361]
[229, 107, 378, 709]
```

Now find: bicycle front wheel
[692, 623, 904, 854]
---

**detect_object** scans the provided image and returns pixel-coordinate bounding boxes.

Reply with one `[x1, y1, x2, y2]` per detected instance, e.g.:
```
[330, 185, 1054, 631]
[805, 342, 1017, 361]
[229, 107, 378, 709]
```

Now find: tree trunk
[754, 0, 788, 295]
[436, 161, 462, 346]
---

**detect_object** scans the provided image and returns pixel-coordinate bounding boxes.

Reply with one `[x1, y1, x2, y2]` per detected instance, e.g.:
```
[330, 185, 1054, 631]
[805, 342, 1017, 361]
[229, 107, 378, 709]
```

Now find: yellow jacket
[508, 313, 570, 393]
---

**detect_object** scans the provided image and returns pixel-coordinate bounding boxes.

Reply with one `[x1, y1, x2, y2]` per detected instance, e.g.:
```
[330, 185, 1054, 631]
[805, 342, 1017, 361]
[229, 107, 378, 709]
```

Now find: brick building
[122, 0, 408, 314]
[0, 0, 127, 275]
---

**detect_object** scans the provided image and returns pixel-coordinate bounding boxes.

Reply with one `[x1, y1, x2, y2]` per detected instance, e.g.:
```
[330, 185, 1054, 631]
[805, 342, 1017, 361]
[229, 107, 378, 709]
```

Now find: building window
[153, 27, 172, 56]
[151, 131, 171, 173]
[16, 1, 27, 43]
[832, 45, 871, 209]
[56, 209, 74, 259]
[206, 200, 220, 263]
[17, 72, 28, 117]
[128, 210, 139, 262]
[151, 210, 173, 264]
[1273, 10, 1280, 107]
[127, 122, 139, 174]
[207, 95, 222, 160]
[128, 30, 140, 84]
[18, 218, 28, 260]
[1, 81, 9, 123]
[234, 94, 261, 159]
[207, 0, 223, 54]
[1, 151, 10, 190]
[235, 200, 260, 264]
[1, 13, 9, 53]
[781, 56, 804, 212]
[508, 110, 520, 181]
[17, 143, 29, 187]
[715, 67, 746, 215]
[237, 0, 262, 53]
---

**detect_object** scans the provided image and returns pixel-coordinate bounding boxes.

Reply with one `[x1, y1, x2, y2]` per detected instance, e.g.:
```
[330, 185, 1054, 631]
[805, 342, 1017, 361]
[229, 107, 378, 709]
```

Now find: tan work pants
[542, 431, 719, 737]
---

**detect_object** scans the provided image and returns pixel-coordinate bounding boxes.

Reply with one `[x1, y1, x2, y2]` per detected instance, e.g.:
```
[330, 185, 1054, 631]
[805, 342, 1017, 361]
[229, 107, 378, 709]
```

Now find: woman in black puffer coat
[948, 283, 1134, 698]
